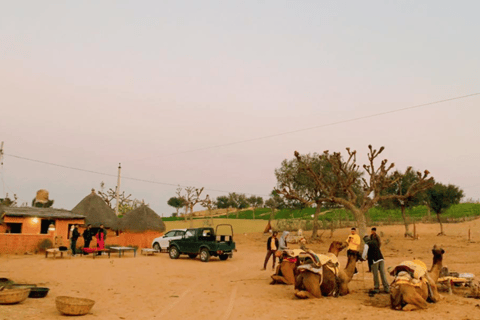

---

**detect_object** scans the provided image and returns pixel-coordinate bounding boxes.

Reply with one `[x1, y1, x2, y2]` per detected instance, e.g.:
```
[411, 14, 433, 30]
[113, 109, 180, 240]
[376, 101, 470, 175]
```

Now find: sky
[1, 1, 479, 216]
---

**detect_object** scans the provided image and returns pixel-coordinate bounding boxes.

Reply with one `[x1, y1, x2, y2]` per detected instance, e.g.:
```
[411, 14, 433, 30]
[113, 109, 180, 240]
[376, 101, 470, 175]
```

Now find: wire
[144, 92, 480, 158]
[3, 92, 480, 199]
[3, 154, 269, 197]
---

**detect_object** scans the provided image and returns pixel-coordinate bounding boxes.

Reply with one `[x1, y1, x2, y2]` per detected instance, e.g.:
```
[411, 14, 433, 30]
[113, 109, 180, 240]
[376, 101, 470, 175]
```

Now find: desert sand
[1, 220, 480, 320]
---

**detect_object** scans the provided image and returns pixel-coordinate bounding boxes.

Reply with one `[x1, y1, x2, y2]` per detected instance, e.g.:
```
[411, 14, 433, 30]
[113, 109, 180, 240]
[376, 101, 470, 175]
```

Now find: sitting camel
[294, 241, 359, 299]
[390, 245, 444, 311]
[270, 249, 306, 285]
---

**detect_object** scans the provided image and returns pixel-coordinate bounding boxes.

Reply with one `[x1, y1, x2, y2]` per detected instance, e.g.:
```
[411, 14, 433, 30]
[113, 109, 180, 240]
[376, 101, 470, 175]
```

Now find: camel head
[432, 245, 445, 265]
[328, 241, 347, 256]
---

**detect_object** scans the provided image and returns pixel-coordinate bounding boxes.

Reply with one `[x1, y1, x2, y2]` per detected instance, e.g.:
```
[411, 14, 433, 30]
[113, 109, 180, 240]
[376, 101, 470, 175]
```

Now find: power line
[143, 92, 480, 158]
[4, 154, 269, 197]
[4, 92, 480, 199]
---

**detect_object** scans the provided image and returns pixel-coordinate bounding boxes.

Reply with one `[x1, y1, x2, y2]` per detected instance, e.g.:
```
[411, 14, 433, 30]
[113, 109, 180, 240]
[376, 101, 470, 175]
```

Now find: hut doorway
[40, 219, 55, 234]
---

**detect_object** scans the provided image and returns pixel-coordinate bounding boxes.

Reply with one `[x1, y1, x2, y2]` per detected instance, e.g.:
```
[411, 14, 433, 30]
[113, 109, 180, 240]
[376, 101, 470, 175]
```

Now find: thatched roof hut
[119, 205, 165, 233]
[71, 189, 119, 230]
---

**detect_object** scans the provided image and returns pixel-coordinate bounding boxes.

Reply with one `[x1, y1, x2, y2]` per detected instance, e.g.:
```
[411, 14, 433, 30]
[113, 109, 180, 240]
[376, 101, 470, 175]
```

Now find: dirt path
[1, 221, 480, 320]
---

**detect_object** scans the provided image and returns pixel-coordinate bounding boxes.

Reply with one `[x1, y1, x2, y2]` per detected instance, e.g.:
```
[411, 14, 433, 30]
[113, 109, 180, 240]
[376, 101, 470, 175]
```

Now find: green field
[163, 203, 480, 224]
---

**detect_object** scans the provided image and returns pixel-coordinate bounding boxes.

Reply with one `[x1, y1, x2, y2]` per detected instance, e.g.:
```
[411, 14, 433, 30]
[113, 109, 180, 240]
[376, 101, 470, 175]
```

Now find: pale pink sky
[1, 1, 479, 215]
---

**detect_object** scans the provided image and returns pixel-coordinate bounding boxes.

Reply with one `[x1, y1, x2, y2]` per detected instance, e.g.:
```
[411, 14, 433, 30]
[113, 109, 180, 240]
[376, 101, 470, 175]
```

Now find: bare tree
[180, 186, 205, 227]
[276, 146, 433, 237]
[201, 194, 216, 225]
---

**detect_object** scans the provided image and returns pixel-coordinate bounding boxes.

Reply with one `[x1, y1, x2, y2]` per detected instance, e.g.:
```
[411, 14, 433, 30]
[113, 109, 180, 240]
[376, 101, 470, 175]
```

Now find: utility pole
[0, 141, 4, 166]
[115, 163, 122, 216]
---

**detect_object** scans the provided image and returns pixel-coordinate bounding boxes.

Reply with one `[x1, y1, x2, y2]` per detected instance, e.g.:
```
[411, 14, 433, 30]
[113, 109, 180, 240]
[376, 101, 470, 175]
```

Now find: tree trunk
[352, 208, 367, 238]
[252, 207, 255, 220]
[236, 209, 239, 218]
[225, 208, 229, 219]
[311, 206, 321, 240]
[269, 208, 275, 221]
[436, 212, 444, 235]
[426, 203, 431, 220]
[401, 205, 411, 237]
[189, 205, 194, 228]
[184, 207, 188, 222]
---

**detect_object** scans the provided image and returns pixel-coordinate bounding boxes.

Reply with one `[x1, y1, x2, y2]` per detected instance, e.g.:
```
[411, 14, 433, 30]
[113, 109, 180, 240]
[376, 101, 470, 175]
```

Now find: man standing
[368, 227, 381, 271]
[346, 227, 361, 274]
[71, 225, 80, 256]
[364, 235, 389, 293]
[262, 231, 279, 271]
[82, 224, 93, 253]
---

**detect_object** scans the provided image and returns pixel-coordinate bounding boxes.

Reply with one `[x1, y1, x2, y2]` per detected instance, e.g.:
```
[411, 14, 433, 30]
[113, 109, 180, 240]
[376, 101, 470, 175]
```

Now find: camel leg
[294, 272, 322, 299]
[402, 291, 428, 311]
[271, 275, 290, 285]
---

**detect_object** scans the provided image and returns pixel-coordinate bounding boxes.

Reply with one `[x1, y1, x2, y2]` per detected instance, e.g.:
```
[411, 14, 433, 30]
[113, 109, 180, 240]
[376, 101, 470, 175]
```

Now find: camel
[270, 249, 305, 285]
[390, 245, 444, 311]
[294, 241, 359, 299]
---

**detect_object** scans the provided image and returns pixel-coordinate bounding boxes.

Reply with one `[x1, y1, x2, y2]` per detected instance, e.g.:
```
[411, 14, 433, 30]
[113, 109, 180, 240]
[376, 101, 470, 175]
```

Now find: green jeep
[168, 224, 235, 262]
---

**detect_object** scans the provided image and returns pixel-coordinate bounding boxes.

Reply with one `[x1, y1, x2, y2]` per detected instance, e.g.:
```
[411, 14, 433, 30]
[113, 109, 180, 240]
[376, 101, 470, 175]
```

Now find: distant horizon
[1, 1, 479, 216]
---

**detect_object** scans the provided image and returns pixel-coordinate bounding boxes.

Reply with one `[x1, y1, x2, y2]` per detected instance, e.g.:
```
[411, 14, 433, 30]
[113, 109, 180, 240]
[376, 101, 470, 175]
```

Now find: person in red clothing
[96, 224, 107, 255]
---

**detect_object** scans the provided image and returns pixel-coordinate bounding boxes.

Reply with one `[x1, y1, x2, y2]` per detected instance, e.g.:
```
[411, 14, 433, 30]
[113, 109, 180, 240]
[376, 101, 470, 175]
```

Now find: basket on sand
[0, 288, 31, 304]
[55, 296, 95, 316]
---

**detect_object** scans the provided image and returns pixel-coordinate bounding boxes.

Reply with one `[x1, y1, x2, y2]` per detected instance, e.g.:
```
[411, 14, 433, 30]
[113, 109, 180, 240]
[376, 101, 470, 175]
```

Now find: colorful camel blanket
[392, 271, 426, 288]
[390, 260, 427, 280]
[296, 251, 340, 275]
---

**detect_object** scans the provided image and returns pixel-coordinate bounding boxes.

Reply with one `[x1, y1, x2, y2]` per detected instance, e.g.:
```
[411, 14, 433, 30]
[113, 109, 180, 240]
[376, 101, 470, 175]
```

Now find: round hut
[72, 189, 119, 230]
[71, 190, 120, 248]
[118, 204, 166, 249]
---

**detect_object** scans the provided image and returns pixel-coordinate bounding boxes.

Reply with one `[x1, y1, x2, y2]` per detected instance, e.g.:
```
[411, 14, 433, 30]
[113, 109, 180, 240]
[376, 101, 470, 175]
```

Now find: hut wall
[0, 232, 54, 254]
[105, 231, 164, 249]
[0, 217, 84, 253]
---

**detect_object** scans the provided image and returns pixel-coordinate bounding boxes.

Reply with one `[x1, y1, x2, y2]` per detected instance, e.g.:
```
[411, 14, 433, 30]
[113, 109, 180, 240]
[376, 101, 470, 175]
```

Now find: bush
[38, 239, 53, 252]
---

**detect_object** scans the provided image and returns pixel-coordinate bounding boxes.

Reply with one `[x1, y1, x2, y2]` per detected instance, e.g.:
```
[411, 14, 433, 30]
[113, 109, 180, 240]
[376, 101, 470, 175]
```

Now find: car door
[159, 230, 177, 248]
[182, 229, 197, 253]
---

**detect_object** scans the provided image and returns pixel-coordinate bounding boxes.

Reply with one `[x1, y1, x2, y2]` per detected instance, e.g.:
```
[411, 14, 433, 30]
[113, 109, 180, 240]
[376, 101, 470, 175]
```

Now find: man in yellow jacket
[346, 227, 361, 274]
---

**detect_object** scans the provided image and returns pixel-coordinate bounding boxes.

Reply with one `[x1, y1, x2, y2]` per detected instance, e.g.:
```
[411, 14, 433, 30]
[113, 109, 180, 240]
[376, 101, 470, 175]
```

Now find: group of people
[262, 227, 389, 294]
[347, 227, 389, 293]
[69, 224, 107, 256]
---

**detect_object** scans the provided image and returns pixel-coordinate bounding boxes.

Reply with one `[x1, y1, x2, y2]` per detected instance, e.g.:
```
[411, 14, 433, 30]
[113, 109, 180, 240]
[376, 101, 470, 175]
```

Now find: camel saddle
[390, 260, 427, 280]
[297, 251, 340, 276]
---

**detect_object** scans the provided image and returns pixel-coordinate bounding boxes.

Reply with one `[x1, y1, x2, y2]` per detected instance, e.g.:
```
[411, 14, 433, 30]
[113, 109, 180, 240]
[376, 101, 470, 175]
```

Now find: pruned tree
[265, 190, 286, 221]
[379, 169, 434, 237]
[228, 192, 248, 218]
[426, 182, 464, 236]
[247, 195, 263, 220]
[274, 153, 342, 239]
[180, 186, 205, 227]
[216, 195, 232, 219]
[97, 185, 140, 215]
[1, 193, 18, 207]
[276, 146, 433, 237]
[201, 194, 216, 225]
[167, 196, 186, 216]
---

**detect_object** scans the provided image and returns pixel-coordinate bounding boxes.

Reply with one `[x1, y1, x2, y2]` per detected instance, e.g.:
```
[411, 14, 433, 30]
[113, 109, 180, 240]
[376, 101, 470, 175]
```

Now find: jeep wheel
[219, 254, 228, 261]
[153, 243, 161, 252]
[188, 253, 198, 259]
[169, 246, 180, 259]
[200, 248, 210, 262]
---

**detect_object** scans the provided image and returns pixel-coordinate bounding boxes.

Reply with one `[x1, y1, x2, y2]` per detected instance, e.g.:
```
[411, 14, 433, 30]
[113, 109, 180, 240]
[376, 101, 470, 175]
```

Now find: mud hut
[118, 205, 166, 248]
[71, 189, 119, 234]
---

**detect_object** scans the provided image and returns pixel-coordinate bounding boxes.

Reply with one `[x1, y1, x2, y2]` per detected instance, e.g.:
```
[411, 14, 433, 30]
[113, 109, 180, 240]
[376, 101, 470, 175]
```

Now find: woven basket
[0, 288, 31, 304]
[55, 296, 95, 316]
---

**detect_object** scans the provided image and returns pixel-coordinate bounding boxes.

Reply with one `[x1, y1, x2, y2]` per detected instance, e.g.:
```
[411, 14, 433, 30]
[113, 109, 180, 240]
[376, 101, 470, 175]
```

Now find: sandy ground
[1, 220, 480, 320]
